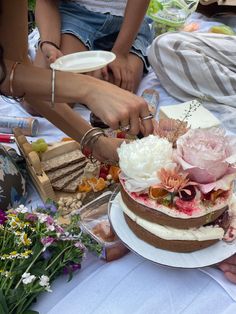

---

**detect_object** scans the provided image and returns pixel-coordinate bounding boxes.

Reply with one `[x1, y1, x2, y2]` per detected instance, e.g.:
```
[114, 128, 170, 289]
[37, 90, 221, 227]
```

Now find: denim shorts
[59, 1, 154, 72]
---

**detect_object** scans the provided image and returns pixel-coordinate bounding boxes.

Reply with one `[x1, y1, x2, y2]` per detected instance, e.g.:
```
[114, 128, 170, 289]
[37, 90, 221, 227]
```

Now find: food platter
[50, 50, 116, 73]
[109, 193, 236, 269]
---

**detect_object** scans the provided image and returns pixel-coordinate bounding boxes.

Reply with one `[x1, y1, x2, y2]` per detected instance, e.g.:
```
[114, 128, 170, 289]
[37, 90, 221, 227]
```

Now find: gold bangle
[8, 62, 25, 101]
[9, 62, 19, 96]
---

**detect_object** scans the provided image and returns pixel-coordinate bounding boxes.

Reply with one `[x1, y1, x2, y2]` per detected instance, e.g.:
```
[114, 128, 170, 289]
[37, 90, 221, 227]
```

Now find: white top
[73, 0, 127, 16]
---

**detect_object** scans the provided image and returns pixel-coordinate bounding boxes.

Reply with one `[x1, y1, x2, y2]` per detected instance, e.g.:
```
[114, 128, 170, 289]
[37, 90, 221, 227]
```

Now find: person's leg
[148, 31, 236, 107]
[60, 33, 88, 54]
[128, 16, 154, 92]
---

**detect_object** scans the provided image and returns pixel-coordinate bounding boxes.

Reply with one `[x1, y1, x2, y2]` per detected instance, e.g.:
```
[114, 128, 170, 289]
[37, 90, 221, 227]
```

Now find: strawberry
[116, 131, 126, 139]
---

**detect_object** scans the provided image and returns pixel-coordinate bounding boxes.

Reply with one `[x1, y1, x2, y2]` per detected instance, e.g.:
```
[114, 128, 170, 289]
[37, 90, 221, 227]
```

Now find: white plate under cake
[109, 193, 236, 268]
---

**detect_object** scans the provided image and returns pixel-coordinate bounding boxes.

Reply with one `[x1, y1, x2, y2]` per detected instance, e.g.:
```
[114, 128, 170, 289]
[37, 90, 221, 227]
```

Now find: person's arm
[1, 60, 153, 161]
[35, 0, 63, 63]
[113, 0, 150, 56]
[0, 0, 153, 163]
[105, 0, 150, 91]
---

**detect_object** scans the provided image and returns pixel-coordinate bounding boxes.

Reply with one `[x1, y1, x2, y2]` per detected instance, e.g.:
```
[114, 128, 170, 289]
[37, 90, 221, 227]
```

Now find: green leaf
[0, 303, 8, 314]
[0, 290, 9, 314]
[22, 311, 39, 314]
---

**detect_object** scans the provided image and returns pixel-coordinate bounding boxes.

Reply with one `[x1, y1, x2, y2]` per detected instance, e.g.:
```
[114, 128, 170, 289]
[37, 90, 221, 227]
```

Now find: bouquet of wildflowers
[0, 204, 101, 314]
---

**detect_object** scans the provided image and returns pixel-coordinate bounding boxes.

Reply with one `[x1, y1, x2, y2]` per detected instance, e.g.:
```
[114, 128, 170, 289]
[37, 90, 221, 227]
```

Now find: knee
[156, 33, 184, 53]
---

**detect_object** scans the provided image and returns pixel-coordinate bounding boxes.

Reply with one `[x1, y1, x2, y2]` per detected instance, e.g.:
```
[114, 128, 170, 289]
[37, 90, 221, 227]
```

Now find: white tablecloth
[32, 253, 236, 314]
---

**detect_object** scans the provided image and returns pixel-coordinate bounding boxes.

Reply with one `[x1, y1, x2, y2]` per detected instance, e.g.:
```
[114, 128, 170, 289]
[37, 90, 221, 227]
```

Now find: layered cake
[117, 126, 236, 252]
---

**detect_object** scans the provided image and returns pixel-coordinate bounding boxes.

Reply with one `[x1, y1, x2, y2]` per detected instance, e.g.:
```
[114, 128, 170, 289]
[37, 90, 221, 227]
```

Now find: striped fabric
[200, 0, 236, 5]
[148, 32, 236, 131]
[72, 0, 127, 16]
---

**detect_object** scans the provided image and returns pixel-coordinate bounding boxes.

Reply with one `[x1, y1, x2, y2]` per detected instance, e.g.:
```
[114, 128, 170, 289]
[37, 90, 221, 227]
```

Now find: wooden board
[14, 128, 85, 202]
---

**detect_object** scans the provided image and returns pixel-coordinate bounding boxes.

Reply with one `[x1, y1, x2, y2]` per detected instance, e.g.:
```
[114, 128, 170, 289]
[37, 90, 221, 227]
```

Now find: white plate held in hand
[50, 50, 116, 73]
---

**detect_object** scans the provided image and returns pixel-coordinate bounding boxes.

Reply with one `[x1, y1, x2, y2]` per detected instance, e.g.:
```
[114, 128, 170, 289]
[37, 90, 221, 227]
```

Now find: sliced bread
[47, 160, 87, 183]
[52, 168, 84, 191]
[42, 149, 85, 172]
[61, 175, 84, 193]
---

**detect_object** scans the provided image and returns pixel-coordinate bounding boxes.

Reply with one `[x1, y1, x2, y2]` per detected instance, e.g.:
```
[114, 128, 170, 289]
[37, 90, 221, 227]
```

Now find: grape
[32, 139, 48, 153]
[32, 142, 41, 153]
[37, 142, 48, 153]
[36, 138, 46, 144]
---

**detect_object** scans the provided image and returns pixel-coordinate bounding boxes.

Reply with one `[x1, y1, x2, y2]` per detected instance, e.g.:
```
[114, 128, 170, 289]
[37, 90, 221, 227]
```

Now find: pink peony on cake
[117, 124, 236, 252]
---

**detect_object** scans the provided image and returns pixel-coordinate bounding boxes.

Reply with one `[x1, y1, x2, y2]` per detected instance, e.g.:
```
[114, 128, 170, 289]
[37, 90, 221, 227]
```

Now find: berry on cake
[117, 125, 236, 252]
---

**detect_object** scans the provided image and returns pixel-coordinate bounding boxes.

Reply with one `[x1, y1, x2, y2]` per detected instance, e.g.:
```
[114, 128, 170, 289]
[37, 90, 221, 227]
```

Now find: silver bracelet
[80, 127, 106, 159]
[51, 68, 55, 108]
[80, 127, 102, 149]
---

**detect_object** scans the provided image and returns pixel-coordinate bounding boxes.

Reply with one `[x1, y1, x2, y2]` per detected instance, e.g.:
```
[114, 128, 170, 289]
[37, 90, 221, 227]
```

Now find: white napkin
[200, 266, 236, 302]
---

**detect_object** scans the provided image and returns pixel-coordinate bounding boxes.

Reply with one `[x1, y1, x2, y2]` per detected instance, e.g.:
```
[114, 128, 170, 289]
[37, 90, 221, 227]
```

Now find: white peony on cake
[117, 124, 236, 252]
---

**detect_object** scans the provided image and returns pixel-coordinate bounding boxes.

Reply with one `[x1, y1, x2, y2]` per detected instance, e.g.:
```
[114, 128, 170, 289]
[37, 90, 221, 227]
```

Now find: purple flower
[55, 225, 64, 234]
[63, 263, 81, 275]
[74, 242, 86, 251]
[25, 213, 38, 222]
[42, 249, 52, 260]
[0, 210, 7, 225]
[41, 236, 55, 247]
[43, 203, 58, 213]
[46, 216, 54, 225]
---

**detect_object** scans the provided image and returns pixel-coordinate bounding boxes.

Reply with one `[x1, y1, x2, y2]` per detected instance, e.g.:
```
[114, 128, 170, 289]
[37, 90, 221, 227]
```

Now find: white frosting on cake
[119, 196, 224, 241]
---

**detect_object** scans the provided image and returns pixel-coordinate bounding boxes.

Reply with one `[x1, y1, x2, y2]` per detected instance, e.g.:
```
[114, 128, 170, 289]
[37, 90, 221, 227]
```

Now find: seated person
[148, 1, 236, 130]
[34, 0, 153, 93]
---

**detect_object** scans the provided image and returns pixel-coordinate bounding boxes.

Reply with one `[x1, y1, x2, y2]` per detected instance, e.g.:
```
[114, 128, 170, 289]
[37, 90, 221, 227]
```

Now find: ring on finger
[140, 113, 154, 121]
[120, 124, 131, 132]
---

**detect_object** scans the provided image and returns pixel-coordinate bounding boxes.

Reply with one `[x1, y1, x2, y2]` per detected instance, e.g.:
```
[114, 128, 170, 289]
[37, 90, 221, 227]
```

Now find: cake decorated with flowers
[117, 123, 236, 252]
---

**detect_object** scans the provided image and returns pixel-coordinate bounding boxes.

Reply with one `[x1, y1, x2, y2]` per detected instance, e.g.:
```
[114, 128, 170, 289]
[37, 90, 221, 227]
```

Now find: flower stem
[15, 248, 44, 289]
[45, 244, 73, 271]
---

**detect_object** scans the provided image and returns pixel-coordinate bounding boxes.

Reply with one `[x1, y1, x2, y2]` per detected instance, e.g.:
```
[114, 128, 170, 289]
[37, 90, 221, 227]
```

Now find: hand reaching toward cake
[218, 255, 236, 284]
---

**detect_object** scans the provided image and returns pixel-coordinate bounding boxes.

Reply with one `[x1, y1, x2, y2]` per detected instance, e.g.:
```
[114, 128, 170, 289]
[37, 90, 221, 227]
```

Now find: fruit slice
[149, 186, 168, 200]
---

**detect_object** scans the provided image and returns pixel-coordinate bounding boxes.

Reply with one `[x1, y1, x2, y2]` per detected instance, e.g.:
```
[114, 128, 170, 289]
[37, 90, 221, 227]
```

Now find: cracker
[42, 149, 85, 172]
[52, 169, 84, 191]
[61, 175, 84, 193]
[47, 160, 87, 183]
